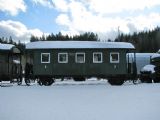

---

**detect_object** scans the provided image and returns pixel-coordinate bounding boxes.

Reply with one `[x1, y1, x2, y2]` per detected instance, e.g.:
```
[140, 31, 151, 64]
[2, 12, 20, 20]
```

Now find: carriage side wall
[31, 48, 129, 78]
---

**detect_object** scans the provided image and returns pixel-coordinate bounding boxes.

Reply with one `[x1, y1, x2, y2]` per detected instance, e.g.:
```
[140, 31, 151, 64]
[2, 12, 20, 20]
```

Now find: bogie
[38, 77, 55, 86]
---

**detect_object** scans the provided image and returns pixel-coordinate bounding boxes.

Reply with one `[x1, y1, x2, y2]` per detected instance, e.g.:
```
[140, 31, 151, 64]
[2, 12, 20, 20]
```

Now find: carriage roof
[0, 43, 14, 50]
[26, 41, 135, 50]
[0, 43, 21, 53]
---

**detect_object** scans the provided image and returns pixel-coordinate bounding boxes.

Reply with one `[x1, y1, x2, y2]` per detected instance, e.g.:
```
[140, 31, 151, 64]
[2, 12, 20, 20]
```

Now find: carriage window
[110, 52, 119, 63]
[76, 53, 85, 63]
[58, 53, 68, 63]
[93, 52, 102, 63]
[41, 53, 50, 63]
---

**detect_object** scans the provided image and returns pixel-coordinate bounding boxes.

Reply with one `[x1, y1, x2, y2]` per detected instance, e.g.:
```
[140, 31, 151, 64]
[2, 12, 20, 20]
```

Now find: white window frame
[41, 53, 50, 63]
[93, 52, 103, 63]
[110, 52, 119, 63]
[75, 53, 85, 63]
[58, 53, 68, 63]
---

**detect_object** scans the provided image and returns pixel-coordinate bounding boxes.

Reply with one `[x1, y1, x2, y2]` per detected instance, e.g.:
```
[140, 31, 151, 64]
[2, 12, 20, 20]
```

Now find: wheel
[38, 79, 43, 86]
[48, 79, 54, 86]
[140, 78, 146, 83]
[17, 78, 22, 85]
[43, 79, 54, 86]
[38, 78, 54, 86]
[17, 76, 22, 85]
[108, 78, 124, 85]
[146, 78, 152, 83]
[140, 76, 152, 83]
[153, 77, 160, 83]
[132, 79, 138, 84]
[140, 75, 148, 83]
[108, 79, 114, 85]
[25, 78, 30, 86]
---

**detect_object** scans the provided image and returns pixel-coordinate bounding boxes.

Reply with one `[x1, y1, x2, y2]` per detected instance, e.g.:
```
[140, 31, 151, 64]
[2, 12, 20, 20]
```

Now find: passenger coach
[25, 41, 136, 86]
[0, 43, 22, 84]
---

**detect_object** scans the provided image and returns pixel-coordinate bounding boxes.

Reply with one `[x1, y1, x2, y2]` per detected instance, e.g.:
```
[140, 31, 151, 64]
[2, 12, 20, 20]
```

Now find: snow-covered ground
[0, 79, 160, 120]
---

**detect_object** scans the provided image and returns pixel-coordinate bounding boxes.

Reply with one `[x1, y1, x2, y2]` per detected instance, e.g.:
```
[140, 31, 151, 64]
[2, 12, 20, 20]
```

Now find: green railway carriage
[25, 41, 136, 85]
[0, 43, 22, 83]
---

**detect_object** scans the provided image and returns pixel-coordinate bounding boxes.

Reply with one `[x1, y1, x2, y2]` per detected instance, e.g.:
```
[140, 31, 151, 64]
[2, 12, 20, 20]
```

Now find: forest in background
[115, 27, 160, 53]
[30, 32, 99, 42]
[0, 27, 160, 53]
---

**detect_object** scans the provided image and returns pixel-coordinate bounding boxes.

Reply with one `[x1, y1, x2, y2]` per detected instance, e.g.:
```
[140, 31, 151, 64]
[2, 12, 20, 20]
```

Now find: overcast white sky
[0, 0, 160, 42]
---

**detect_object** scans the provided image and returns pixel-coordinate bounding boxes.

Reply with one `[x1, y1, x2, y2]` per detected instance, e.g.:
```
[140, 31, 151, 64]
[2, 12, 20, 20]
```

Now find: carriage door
[40, 53, 52, 75]
[127, 53, 133, 74]
[127, 53, 137, 76]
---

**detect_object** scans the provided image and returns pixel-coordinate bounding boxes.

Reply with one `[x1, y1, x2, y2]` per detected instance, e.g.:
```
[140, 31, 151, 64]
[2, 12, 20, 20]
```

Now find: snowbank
[0, 80, 160, 120]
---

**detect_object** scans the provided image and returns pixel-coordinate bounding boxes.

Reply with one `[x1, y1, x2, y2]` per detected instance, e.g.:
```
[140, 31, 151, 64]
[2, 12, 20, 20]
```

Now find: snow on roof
[0, 43, 14, 50]
[141, 64, 155, 73]
[26, 41, 135, 49]
[151, 53, 160, 59]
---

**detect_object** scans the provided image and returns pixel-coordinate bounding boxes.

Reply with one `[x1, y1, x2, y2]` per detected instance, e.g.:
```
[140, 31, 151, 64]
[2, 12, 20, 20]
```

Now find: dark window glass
[110, 53, 119, 63]
[41, 53, 50, 63]
[76, 53, 85, 63]
[58, 53, 68, 63]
